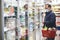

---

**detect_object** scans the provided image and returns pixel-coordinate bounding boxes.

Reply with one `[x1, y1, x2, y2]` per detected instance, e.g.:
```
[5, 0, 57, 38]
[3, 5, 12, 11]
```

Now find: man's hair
[46, 4, 51, 8]
[24, 4, 28, 8]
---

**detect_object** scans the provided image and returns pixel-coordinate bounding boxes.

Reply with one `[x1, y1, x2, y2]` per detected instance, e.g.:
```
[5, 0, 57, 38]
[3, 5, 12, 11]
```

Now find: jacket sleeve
[50, 13, 56, 23]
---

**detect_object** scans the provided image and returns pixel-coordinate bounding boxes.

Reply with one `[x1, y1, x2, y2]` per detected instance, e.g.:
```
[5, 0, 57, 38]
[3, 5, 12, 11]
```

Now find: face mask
[45, 9, 50, 12]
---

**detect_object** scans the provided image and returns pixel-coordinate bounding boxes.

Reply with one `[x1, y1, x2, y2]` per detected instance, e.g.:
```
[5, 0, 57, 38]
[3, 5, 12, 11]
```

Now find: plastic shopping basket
[42, 29, 56, 38]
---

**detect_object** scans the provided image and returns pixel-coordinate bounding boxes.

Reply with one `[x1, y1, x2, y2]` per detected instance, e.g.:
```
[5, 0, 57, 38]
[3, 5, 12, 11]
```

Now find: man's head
[45, 4, 52, 12]
[45, 4, 51, 9]
[24, 4, 28, 10]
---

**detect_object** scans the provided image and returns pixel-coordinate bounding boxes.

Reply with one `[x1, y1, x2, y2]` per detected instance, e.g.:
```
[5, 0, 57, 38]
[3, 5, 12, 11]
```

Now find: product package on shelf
[28, 9, 35, 31]
[20, 12, 25, 26]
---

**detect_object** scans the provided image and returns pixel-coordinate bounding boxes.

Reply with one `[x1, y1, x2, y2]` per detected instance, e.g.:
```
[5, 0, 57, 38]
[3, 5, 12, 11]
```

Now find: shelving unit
[52, 4, 60, 28]
[3, 0, 18, 40]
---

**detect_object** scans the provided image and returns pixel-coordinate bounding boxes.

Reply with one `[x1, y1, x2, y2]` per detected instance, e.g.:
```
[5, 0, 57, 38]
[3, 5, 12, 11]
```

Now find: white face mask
[46, 9, 50, 12]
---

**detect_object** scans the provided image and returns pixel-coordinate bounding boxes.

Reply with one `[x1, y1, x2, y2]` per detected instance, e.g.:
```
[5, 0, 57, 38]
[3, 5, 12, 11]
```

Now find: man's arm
[44, 13, 56, 25]
[50, 13, 56, 23]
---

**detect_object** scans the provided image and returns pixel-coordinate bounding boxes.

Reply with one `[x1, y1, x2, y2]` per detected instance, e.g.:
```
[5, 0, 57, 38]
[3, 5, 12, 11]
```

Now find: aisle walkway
[29, 29, 42, 40]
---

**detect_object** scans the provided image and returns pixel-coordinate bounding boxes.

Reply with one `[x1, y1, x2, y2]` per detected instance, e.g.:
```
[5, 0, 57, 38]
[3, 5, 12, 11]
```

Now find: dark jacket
[44, 10, 56, 28]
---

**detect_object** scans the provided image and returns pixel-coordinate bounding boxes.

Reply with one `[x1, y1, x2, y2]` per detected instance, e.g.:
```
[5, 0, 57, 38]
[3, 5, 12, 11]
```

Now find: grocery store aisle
[29, 31, 34, 40]
[29, 29, 42, 40]
[36, 29, 41, 40]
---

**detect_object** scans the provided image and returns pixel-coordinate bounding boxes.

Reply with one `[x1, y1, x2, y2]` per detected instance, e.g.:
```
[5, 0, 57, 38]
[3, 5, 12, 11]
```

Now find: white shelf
[54, 12, 60, 13]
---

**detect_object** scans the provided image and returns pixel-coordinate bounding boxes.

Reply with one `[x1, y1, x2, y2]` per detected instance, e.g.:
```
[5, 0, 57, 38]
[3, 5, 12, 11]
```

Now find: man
[24, 4, 28, 40]
[44, 4, 56, 40]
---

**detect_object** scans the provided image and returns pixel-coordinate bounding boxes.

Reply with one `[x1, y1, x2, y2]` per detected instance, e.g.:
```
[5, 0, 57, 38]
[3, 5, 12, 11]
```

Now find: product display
[4, 18, 16, 40]
[4, 0, 17, 40]
[56, 16, 60, 26]
[52, 5, 60, 26]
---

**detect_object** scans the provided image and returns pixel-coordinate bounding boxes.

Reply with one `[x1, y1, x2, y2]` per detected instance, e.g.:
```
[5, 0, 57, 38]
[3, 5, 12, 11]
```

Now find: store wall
[0, 0, 4, 40]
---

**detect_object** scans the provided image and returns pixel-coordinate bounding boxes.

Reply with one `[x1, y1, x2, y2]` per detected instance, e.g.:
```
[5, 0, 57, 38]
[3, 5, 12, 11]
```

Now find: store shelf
[54, 12, 60, 13]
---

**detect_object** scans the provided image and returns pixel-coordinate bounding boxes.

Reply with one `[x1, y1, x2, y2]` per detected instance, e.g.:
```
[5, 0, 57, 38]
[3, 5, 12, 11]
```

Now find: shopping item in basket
[42, 27, 56, 38]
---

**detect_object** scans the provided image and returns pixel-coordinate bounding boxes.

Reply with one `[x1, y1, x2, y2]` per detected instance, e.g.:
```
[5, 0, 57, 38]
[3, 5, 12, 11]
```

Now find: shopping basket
[42, 29, 56, 38]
